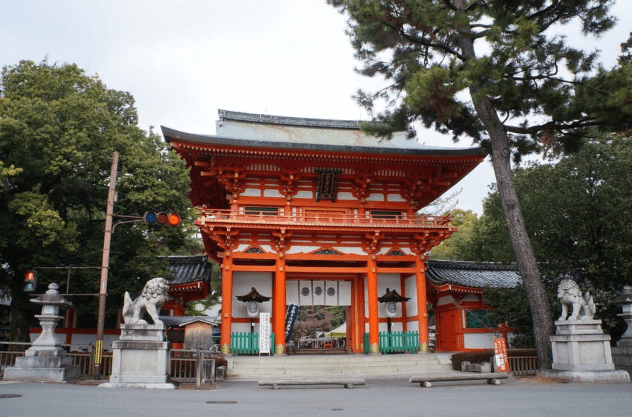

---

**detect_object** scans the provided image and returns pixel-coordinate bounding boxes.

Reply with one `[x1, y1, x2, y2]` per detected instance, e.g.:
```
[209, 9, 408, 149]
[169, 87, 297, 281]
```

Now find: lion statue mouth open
[122, 277, 170, 326]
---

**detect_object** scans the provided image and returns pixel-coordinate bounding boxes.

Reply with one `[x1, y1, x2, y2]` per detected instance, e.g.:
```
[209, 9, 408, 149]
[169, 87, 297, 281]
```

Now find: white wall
[463, 332, 496, 350]
[232, 271, 273, 318]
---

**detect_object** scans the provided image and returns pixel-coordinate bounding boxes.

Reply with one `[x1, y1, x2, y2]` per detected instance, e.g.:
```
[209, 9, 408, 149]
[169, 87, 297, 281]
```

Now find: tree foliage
[429, 209, 478, 259]
[0, 60, 194, 341]
[457, 134, 632, 342]
[330, 0, 632, 369]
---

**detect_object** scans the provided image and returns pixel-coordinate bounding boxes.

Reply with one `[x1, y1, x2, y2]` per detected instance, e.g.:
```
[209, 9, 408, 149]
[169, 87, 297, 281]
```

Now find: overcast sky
[2, 1, 629, 214]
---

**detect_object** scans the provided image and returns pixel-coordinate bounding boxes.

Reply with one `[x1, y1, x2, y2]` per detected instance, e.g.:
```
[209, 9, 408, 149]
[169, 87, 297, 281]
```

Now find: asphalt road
[1, 377, 631, 417]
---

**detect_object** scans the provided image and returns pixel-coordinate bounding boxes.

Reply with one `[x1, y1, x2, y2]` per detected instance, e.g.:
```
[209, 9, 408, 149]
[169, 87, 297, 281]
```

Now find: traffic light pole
[94, 151, 118, 379]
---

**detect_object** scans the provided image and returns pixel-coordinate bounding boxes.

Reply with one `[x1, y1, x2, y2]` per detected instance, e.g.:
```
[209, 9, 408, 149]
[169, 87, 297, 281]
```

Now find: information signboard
[259, 312, 271, 355]
[493, 337, 510, 373]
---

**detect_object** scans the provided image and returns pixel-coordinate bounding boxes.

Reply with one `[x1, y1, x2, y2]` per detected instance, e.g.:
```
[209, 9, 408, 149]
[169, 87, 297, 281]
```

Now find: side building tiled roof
[167, 255, 212, 286]
[426, 260, 522, 290]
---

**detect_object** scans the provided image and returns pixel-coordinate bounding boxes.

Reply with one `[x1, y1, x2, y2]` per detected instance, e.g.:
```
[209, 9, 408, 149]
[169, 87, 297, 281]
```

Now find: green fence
[231, 332, 275, 355]
[363, 331, 420, 354]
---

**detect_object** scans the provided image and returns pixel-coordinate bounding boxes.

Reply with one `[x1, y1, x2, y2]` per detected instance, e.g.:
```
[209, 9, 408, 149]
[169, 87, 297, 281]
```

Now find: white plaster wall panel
[345, 247, 367, 255]
[286, 246, 320, 254]
[405, 276, 418, 316]
[364, 279, 369, 317]
[286, 281, 299, 305]
[241, 187, 261, 197]
[232, 271, 272, 318]
[463, 332, 496, 350]
[263, 188, 283, 198]
[232, 323, 250, 334]
[389, 322, 404, 332]
[436, 295, 456, 306]
[337, 192, 355, 201]
[259, 245, 273, 253]
[236, 244, 250, 252]
[366, 193, 384, 201]
[406, 320, 419, 332]
[386, 193, 406, 202]
[463, 294, 480, 302]
[299, 280, 313, 305]
[338, 281, 352, 306]
[312, 280, 326, 305]
[295, 190, 313, 199]
[378, 274, 400, 298]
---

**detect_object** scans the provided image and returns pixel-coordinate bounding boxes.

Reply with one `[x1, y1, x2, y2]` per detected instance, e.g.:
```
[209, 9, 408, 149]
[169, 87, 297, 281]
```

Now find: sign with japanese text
[493, 337, 510, 373]
[259, 312, 271, 354]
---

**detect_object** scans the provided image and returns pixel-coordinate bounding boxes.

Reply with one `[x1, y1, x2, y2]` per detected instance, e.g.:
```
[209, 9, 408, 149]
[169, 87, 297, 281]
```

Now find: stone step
[228, 353, 453, 380]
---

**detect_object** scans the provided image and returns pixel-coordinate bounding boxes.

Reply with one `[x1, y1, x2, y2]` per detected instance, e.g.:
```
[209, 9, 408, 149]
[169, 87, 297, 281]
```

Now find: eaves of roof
[161, 126, 485, 159]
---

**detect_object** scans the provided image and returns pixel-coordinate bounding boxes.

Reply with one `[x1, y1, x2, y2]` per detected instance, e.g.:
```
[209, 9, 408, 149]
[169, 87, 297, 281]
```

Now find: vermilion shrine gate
[164, 110, 498, 355]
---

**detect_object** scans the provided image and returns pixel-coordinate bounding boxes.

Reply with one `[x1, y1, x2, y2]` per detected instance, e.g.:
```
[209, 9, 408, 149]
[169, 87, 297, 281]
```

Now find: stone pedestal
[540, 320, 630, 382]
[3, 283, 80, 383]
[99, 323, 175, 389]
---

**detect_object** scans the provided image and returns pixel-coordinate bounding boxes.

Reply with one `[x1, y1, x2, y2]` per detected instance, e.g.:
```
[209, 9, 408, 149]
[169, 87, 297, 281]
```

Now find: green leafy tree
[330, 0, 632, 369]
[429, 209, 478, 259]
[0, 60, 193, 342]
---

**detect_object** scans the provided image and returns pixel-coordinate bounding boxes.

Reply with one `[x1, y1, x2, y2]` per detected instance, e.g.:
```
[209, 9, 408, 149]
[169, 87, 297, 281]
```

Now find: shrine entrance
[286, 279, 355, 354]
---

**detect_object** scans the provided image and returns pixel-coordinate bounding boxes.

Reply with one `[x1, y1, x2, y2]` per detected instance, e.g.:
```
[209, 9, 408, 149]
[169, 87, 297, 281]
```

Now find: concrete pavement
[1, 377, 631, 417]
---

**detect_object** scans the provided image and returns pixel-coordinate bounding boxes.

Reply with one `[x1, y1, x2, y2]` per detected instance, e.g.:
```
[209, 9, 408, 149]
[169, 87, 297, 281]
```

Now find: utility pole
[94, 152, 118, 379]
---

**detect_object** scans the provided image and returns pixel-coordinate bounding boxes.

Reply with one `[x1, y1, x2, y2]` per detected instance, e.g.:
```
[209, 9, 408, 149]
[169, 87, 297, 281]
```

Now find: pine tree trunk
[472, 95, 554, 369]
[455, 21, 554, 369]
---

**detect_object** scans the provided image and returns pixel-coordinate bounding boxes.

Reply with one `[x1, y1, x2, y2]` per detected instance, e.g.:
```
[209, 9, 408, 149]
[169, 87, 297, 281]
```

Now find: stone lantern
[3, 283, 80, 382]
[610, 285, 632, 372]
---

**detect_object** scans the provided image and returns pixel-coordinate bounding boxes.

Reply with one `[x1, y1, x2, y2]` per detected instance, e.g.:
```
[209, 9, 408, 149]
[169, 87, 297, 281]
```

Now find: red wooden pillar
[351, 275, 365, 353]
[273, 253, 287, 355]
[220, 254, 234, 355]
[367, 255, 380, 354]
[415, 256, 429, 352]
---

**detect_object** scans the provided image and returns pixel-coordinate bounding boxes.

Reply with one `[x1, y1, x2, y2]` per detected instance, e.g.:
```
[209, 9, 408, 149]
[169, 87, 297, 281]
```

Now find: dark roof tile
[426, 260, 522, 289]
[167, 255, 212, 286]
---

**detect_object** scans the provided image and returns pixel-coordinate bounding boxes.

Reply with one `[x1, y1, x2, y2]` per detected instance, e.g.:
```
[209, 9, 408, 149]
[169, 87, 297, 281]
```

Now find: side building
[164, 109, 487, 355]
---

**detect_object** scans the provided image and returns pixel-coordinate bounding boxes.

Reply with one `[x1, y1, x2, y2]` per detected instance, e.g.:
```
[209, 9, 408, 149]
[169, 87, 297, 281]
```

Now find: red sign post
[493, 338, 510, 373]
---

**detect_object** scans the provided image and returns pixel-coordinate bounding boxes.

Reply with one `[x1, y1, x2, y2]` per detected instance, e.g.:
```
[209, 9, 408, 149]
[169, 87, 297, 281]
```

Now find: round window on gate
[327, 287, 336, 296]
[314, 286, 323, 296]
[301, 287, 310, 296]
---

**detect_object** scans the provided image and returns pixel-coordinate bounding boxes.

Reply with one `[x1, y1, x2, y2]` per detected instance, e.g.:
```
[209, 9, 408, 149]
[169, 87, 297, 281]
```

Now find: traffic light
[143, 211, 181, 227]
[24, 270, 38, 292]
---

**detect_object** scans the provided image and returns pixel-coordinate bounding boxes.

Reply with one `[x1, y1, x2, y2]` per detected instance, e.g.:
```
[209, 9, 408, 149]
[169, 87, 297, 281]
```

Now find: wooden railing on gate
[363, 331, 420, 354]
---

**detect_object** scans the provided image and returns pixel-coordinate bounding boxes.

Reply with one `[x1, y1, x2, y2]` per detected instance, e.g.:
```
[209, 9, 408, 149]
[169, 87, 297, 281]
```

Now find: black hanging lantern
[378, 288, 410, 333]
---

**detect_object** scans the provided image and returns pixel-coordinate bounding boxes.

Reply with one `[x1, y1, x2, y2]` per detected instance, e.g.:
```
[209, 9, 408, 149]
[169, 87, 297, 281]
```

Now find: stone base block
[2, 364, 80, 382]
[540, 369, 630, 383]
[98, 382, 176, 389]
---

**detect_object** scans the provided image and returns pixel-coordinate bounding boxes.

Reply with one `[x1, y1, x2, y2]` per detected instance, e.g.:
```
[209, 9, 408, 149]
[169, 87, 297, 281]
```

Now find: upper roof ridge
[219, 109, 361, 130]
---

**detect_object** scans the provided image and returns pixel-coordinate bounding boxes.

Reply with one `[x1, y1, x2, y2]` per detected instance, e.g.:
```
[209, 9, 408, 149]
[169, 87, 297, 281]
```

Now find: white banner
[259, 312, 271, 354]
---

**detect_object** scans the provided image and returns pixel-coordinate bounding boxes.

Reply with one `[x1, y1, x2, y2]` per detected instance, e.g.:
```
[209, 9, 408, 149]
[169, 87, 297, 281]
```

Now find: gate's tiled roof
[426, 260, 522, 289]
[167, 255, 212, 286]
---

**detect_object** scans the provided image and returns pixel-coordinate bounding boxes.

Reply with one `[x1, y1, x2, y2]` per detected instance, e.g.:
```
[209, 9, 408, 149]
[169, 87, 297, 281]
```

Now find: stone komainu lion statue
[557, 278, 596, 321]
[122, 277, 169, 326]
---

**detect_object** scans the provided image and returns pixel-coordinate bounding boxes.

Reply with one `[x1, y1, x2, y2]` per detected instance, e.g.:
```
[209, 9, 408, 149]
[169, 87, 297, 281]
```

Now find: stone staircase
[227, 353, 454, 380]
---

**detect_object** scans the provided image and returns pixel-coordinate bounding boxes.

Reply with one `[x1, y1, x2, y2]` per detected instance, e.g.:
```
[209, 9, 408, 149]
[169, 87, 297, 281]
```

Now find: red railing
[198, 208, 451, 228]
